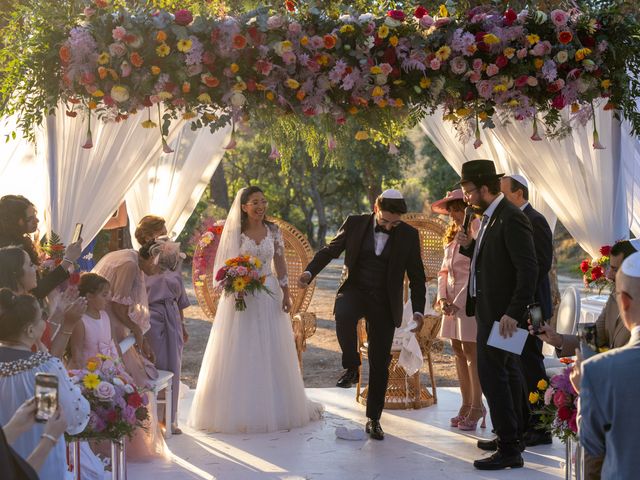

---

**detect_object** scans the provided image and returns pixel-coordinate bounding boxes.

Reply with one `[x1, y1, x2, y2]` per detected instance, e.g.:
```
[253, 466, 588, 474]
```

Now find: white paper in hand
[487, 321, 528, 355]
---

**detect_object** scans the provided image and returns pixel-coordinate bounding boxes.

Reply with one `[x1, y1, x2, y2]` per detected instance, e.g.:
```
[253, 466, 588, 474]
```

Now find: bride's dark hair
[240, 186, 274, 232]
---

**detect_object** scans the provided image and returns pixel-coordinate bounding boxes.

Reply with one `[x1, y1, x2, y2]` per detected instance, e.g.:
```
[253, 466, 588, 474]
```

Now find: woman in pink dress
[431, 189, 486, 431]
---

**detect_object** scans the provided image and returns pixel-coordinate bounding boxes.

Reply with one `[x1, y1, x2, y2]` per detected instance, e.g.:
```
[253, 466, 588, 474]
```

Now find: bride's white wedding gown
[188, 226, 323, 433]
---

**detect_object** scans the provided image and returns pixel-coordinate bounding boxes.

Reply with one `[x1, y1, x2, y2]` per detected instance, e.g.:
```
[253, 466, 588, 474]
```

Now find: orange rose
[323, 34, 336, 49]
[558, 31, 573, 45]
[130, 52, 144, 68]
[97, 67, 107, 79]
[59, 45, 71, 64]
[202, 74, 220, 88]
[182, 81, 191, 93]
[233, 35, 247, 49]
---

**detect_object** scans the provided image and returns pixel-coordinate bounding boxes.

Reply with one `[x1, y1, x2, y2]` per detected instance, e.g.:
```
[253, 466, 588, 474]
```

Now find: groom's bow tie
[374, 224, 390, 235]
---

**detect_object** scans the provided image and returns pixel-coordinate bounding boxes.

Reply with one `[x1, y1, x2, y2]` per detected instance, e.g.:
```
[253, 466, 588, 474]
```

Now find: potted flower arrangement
[579, 245, 613, 293]
[530, 367, 578, 443]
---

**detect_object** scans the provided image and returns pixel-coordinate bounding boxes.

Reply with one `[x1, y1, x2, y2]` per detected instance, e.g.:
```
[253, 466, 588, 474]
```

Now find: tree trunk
[309, 170, 328, 247]
[210, 160, 229, 209]
[363, 164, 382, 209]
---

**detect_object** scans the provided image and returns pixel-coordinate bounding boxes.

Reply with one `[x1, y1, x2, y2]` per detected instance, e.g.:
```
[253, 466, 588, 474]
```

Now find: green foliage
[420, 136, 458, 204]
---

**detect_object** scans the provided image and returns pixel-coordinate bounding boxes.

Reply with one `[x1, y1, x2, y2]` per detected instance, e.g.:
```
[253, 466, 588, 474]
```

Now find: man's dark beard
[470, 198, 490, 215]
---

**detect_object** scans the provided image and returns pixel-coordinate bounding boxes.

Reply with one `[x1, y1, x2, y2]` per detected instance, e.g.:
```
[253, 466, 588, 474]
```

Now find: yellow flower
[455, 107, 471, 117]
[534, 58, 544, 69]
[197, 93, 212, 103]
[355, 130, 369, 140]
[377, 99, 388, 108]
[529, 391, 540, 404]
[230, 63, 240, 73]
[378, 25, 389, 39]
[158, 91, 173, 100]
[389, 35, 399, 47]
[91, 89, 105, 97]
[151, 65, 161, 75]
[86, 360, 98, 372]
[266, 91, 275, 101]
[483, 34, 500, 45]
[87, 100, 97, 110]
[443, 112, 457, 121]
[232, 277, 247, 292]
[478, 111, 488, 121]
[571, 103, 580, 113]
[182, 111, 197, 120]
[575, 48, 592, 61]
[317, 54, 330, 66]
[527, 34, 540, 45]
[233, 81, 247, 92]
[507, 99, 520, 107]
[300, 36, 309, 46]
[438, 4, 449, 17]
[156, 43, 170, 57]
[177, 39, 192, 53]
[141, 120, 157, 129]
[285, 78, 300, 89]
[394, 98, 404, 107]
[370, 66, 382, 75]
[281, 40, 293, 51]
[371, 86, 384, 97]
[503, 47, 516, 59]
[435, 45, 452, 61]
[203, 113, 217, 121]
[83, 373, 100, 390]
[493, 84, 507, 93]
[420, 77, 431, 89]
[254, 258, 262, 268]
[340, 24, 355, 34]
[97, 52, 110, 65]
[537, 379, 548, 391]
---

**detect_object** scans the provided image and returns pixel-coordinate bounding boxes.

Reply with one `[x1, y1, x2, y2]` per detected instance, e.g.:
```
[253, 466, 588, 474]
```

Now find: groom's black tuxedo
[305, 213, 426, 420]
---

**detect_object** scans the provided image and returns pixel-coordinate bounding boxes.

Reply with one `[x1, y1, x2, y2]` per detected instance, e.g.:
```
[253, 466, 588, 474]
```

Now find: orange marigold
[323, 34, 336, 49]
[233, 34, 247, 49]
[130, 52, 144, 68]
[59, 45, 71, 64]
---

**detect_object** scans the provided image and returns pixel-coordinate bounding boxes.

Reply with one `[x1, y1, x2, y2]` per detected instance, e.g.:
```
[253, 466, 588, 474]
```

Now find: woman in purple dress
[136, 216, 189, 435]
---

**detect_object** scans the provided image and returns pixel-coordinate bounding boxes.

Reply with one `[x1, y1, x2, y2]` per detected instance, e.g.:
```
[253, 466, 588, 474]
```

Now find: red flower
[504, 8, 517, 26]
[557, 405, 572, 422]
[387, 10, 406, 21]
[495, 54, 508, 69]
[591, 266, 604, 280]
[232, 35, 247, 49]
[215, 267, 226, 281]
[174, 9, 193, 26]
[414, 6, 428, 19]
[69, 272, 81, 285]
[127, 392, 143, 409]
[323, 34, 336, 49]
[599, 245, 612, 257]
[580, 260, 590, 273]
[558, 31, 573, 45]
[285, 0, 296, 12]
[551, 94, 566, 110]
[475, 31, 487, 43]
[105, 410, 118, 423]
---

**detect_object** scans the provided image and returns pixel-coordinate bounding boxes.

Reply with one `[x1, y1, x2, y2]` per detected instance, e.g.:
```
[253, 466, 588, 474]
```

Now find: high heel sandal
[457, 406, 487, 431]
[450, 405, 471, 427]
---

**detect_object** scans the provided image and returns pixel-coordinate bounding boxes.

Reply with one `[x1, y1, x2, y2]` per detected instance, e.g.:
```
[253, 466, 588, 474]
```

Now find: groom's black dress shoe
[473, 451, 524, 470]
[336, 368, 359, 388]
[365, 419, 384, 440]
[477, 438, 525, 452]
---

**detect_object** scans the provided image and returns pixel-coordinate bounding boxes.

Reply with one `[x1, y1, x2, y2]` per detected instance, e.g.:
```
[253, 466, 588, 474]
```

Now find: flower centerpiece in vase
[578, 245, 613, 294]
[67, 355, 149, 441]
[215, 255, 270, 311]
[530, 367, 578, 443]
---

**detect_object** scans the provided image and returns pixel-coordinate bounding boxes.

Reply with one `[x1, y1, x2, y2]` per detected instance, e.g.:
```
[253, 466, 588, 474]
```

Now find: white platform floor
[127, 387, 566, 480]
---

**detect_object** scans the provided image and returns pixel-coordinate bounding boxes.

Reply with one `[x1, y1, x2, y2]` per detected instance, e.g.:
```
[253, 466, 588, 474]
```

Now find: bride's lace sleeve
[272, 226, 289, 288]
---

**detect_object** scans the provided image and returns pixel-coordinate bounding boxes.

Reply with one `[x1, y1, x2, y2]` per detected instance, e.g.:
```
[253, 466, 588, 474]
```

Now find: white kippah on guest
[621, 252, 640, 278]
[508, 174, 529, 189]
[380, 189, 404, 199]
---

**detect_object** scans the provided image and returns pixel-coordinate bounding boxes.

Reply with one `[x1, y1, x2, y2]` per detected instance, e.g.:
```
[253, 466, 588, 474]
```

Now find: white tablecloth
[580, 294, 609, 324]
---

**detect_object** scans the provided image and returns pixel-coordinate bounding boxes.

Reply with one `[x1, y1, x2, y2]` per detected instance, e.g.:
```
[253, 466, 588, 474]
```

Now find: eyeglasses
[245, 200, 268, 207]
[377, 216, 402, 228]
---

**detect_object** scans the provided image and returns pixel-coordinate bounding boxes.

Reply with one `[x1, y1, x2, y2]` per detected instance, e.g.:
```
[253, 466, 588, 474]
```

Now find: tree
[421, 137, 458, 204]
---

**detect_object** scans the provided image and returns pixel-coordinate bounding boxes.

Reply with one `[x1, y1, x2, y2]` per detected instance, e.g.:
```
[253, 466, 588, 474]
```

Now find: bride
[188, 186, 323, 433]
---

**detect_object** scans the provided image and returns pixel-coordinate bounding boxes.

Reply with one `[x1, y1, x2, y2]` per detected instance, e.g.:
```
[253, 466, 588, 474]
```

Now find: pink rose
[515, 75, 528, 88]
[429, 58, 441, 70]
[266, 15, 284, 30]
[477, 80, 492, 99]
[526, 76, 539, 87]
[379, 63, 393, 75]
[310, 35, 324, 49]
[550, 9, 569, 27]
[112, 26, 127, 41]
[516, 48, 528, 59]
[486, 63, 499, 77]
[174, 9, 193, 26]
[472, 58, 483, 71]
[468, 70, 481, 83]
[96, 381, 116, 400]
[108, 42, 127, 58]
[435, 18, 452, 28]
[449, 56, 468, 75]
[553, 389, 568, 408]
[288, 22, 302, 34]
[282, 51, 297, 65]
[419, 15, 434, 28]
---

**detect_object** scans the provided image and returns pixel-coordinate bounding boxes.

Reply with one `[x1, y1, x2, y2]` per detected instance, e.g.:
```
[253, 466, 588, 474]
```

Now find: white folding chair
[118, 335, 174, 439]
[543, 286, 582, 376]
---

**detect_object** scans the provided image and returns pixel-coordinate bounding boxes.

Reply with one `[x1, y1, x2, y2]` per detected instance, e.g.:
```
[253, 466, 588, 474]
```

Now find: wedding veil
[212, 188, 245, 279]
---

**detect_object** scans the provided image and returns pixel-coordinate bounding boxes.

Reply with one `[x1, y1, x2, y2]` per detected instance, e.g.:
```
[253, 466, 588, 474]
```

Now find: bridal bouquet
[530, 367, 578, 443]
[67, 355, 149, 441]
[215, 255, 269, 311]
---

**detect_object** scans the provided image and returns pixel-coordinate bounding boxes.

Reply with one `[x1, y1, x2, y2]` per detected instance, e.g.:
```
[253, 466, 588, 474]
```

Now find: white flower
[375, 74, 388, 85]
[124, 384, 134, 394]
[555, 50, 569, 64]
[384, 17, 402, 28]
[110, 85, 130, 103]
[230, 92, 246, 107]
[266, 15, 283, 30]
[339, 14, 354, 23]
[358, 13, 374, 24]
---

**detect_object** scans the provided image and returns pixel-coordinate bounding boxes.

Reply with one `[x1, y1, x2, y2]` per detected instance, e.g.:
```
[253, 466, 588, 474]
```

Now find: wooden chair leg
[427, 352, 437, 403]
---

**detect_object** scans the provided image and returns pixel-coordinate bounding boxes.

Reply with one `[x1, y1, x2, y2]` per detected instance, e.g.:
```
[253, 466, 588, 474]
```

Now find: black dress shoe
[524, 429, 553, 446]
[365, 419, 384, 440]
[477, 438, 525, 452]
[473, 451, 524, 470]
[336, 368, 359, 388]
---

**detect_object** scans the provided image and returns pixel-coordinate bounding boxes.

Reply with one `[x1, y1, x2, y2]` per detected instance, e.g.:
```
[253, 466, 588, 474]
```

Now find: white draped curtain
[126, 122, 231, 247]
[420, 108, 558, 232]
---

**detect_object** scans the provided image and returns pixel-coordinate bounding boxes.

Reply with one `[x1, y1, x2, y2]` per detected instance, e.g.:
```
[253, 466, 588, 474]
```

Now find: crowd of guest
[0, 195, 190, 479]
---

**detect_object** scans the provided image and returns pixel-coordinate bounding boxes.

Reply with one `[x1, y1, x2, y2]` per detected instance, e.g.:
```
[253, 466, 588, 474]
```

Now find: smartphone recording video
[578, 323, 598, 359]
[35, 373, 58, 423]
[528, 303, 544, 334]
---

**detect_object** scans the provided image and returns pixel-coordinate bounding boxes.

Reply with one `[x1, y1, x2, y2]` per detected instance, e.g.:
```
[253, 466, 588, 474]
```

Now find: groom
[299, 189, 426, 439]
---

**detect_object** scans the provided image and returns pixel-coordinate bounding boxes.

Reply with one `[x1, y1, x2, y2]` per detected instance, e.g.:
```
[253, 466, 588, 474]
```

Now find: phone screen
[35, 373, 58, 423]
[72, 223, 83, 243]
[528, 303, 544, 334]
[578, 323, 598, 359]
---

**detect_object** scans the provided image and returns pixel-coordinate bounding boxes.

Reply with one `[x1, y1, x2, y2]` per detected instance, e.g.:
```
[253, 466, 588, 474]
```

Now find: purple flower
[123, 405, 137, 425]
[542, 60, 557, 82]
[95, 381, 116, 400]
[185, 36, 203, 66]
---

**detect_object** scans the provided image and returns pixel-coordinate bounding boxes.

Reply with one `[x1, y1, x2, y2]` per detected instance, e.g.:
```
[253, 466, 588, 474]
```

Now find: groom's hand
[411, 313, 424, 333]
[298, 271, 312, 289]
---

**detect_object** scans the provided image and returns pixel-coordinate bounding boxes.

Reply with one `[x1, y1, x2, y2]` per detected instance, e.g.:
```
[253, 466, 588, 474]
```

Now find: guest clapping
[0, 195, 83, 299]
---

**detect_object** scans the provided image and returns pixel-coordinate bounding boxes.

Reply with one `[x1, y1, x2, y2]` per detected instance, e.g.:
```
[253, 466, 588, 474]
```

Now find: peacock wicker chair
[356, 213, 447, 409]
[191, 216, 317, 371]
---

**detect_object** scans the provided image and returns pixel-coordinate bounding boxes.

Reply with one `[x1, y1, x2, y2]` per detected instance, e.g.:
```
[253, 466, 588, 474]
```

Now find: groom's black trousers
[335, 286, 395, 421]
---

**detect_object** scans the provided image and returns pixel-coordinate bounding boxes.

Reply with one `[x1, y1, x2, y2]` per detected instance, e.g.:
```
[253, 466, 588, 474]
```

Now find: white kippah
[508, 174, 529, 189]
[381, 189, 404, 200]
[621, 252, 640, 278]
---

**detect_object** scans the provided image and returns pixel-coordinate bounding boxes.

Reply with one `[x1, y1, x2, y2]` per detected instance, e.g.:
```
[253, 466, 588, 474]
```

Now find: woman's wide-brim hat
[431, 189, 465, 215]
[457, 159, 504, 185]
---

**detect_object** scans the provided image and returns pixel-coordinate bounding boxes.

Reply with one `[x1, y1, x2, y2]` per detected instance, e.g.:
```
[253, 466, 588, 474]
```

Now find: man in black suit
[456, 160, 537, 470]
[501, 174, 554, 447]
[299, 190, 426, 440]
